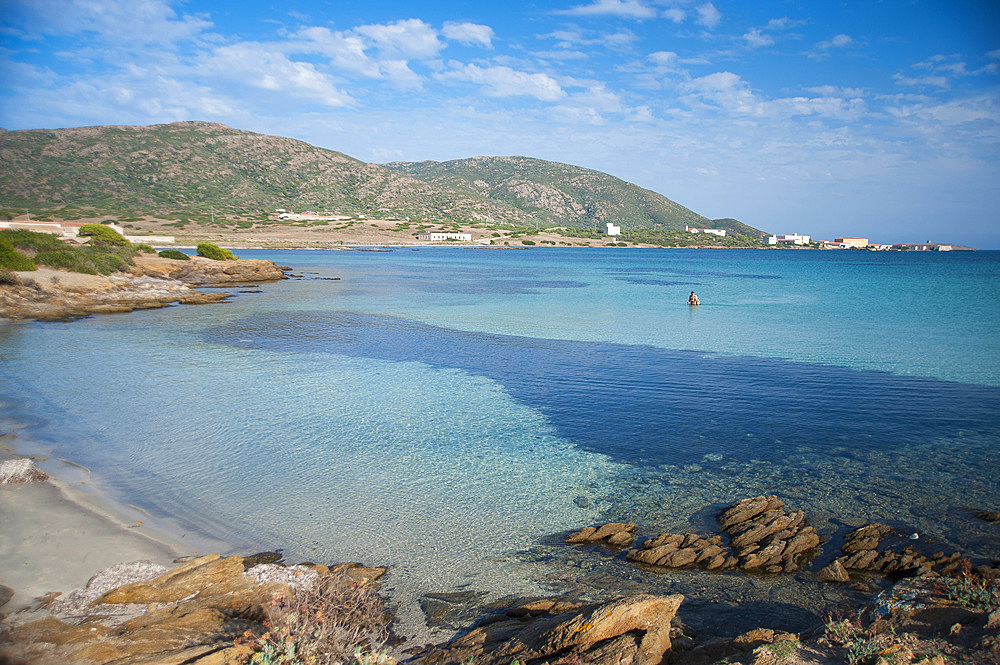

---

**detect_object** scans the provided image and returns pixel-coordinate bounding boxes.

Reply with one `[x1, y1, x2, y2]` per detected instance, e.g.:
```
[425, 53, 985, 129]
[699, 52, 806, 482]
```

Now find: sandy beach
[0, 432, 227, 617]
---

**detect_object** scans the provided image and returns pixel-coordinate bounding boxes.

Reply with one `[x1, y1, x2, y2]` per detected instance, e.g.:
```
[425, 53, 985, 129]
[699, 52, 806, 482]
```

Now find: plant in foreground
[937, 558, 1000, 612]
[197, 242, 237, 260]
[239, 572, 389, 665]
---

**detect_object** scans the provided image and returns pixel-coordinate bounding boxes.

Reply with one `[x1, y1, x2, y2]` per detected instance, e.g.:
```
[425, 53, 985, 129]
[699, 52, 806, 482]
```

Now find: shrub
[79, 224, 130, 246]
[1, 228, 66, 254]
[196, 243, 236, 260]
[34, 245, 135, 275]
[158, 249, 191, 260]
[521, 239, 536, 245]
[133, 243, 157, 253]
[0, 238, 37, 271]
[239, 573, 389, 665]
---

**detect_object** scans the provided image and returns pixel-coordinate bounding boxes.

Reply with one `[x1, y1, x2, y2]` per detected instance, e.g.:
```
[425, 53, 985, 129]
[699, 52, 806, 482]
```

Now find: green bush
[0, 238, 37, 271]
[133, 243, 157, 253]
[521, 239, 536, 245]
[1, 228, 66, 254]
[158, 249, 191, 260]
[34, 245, 135, 275]
[196, 243, 236, 260]
[79, 224, 130, 246]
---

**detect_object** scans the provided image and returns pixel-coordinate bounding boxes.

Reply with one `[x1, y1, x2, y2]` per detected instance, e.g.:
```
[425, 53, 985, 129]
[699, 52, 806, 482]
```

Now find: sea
[2, 247, 998, 638]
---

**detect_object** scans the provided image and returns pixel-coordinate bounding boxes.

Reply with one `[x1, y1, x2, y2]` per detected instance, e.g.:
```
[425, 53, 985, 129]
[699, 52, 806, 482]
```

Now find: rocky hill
[0, 122, 760, 235]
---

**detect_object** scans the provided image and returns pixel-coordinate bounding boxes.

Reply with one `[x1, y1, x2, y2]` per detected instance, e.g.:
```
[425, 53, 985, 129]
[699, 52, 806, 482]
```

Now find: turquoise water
[1, 248, 998, 636]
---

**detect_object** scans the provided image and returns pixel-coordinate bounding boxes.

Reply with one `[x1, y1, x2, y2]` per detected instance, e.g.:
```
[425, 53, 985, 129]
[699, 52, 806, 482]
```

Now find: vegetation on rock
[78, 223, 130, 246]
[158, 248, 191, 260]
[196, 242, 236, 260]
[1, 228, 136, 275]
[0, 234, 37, 271]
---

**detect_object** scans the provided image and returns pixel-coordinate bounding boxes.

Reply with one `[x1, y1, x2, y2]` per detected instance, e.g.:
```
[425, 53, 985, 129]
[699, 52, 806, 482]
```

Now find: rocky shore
[2, 460, 998, 665]
[0, 254, 286, 321]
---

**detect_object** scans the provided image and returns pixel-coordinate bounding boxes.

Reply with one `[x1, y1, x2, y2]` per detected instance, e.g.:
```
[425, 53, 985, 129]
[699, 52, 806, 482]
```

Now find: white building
[416, 232, 472, 242]
[0, 220, 173, 244]
[277, 213, 353, 222]
[605, 222, 621, 236]
[767, 233, 811, 245]
[834, 237, 868, 248]
[685, 226, 727, 237]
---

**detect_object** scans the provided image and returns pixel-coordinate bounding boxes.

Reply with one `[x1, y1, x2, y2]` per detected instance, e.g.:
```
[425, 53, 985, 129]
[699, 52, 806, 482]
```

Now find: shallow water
[2, 248, 998, 638]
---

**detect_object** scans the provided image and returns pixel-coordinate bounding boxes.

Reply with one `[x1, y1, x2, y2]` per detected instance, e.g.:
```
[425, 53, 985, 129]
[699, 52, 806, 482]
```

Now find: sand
[0, 439, 226, 616]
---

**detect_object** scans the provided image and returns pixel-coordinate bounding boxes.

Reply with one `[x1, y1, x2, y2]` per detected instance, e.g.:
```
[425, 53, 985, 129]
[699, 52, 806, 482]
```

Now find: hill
[0, 122, 761, 236]
[0, 122, 524, 225]
[383, 156, 743, 234]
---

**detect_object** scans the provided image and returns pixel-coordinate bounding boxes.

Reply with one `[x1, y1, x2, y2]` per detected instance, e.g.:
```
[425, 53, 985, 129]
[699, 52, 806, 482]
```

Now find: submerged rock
[626, 533, 736, 571]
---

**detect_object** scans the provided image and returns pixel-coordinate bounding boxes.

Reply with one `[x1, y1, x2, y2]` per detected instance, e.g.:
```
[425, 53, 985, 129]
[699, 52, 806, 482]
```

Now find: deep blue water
[2, 247, 998, 636]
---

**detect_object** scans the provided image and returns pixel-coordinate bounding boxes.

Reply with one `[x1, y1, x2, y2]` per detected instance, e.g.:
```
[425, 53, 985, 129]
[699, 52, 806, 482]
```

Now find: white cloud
[438, 64, 566, 101]
[545, 28, 638, 50]
[555, 0, 658, 19]
[744, 29, 773, 48]
[198, 44, 352, 106]
[2, 0, 211, 45]
[662, 9, 685, 23]
[696, 3, 721, 29]
[442, 22, 494, 48]
[894, 73, 950, 88]
[354, 19, 443, 60]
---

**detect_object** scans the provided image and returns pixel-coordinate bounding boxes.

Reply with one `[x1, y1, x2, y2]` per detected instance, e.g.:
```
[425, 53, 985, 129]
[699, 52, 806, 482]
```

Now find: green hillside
[0, 122, 762, 236]
[383, 156, 753, 234]
[0, 122, 524, 224]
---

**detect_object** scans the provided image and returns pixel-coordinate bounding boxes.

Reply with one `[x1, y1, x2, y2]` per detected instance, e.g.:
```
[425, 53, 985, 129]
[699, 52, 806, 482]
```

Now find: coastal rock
[0, 256, 284, 321]
[0, 584, 13, 609]
[566, 522, 637, 548]
[717, 497, 820, 573]
[0, 458, 49, 484]
[841, 523, 894, 555]
[408, 593, 685, 665]
[626, 533, 736, 571]
[817, 560, 851, 583]
[0, 553, 387, 665]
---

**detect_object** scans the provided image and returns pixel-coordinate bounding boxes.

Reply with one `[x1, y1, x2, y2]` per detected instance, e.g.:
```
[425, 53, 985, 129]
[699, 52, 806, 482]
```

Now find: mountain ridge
[0, 121, 761, 236]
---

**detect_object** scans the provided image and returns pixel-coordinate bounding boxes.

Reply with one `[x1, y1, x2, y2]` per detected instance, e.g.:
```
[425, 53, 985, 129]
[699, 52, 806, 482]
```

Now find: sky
[1, 1, 999, 247]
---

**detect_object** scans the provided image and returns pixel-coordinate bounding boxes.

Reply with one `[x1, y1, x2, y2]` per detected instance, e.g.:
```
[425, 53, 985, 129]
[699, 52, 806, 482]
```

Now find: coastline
[0, 432, 229, 616]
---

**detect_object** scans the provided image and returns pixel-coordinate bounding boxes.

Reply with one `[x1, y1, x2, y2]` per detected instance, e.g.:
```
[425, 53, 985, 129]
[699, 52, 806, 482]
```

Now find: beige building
[834, 237, 869, 248]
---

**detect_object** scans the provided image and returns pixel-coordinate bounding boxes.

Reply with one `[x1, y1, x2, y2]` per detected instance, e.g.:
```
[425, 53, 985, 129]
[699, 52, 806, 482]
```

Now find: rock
[409, 594, 685, 665]
[717, 497, 820, 573]
[817, 559, 851, 583]
[96, 554, 250, 605]
[566, 522, 637, 548]
[717, 496, 785, 530]
[0, 583, 13, 608]
[0, 458, 49, 484]
[841, 523, 894, 555]
[626, 533, 735, 571]
[240, 551, 283, 569]
[976, 510, 1000, 523]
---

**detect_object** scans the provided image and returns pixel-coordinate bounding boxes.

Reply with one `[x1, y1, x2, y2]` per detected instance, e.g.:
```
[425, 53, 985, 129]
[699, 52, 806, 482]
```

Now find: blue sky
[2, 1, 999, 247]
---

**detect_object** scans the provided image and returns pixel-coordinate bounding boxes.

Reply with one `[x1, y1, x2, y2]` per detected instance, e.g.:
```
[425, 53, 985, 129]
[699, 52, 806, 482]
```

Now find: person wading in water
[688, 291, 700, 306]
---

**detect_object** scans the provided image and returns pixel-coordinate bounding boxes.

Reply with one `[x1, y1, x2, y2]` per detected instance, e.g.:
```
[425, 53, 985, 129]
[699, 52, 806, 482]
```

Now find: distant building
[767, 233, 811, 245]
[277, 213, 353, 222]
[416, 232, 472, 242]
[892, 243, 955, 251]
[605, 222, 621, 236]
[834, 237, 868, 248]
[685, 225, 727, 237]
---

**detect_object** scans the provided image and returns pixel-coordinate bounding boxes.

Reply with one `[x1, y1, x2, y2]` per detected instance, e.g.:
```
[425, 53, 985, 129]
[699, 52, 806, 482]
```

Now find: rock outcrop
[566, 522, 637, 548]
[626, 533, 737, 571]
[0, 255, 285, 321]
[0, 553, 388, 665]
[408, 594, 685, 665]
[716, 495, 821, 573]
